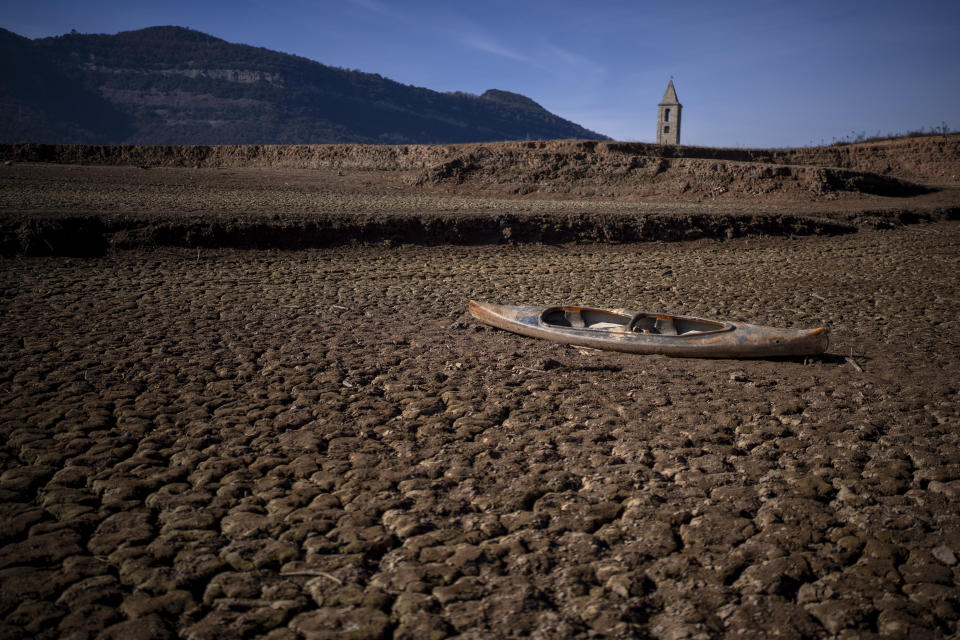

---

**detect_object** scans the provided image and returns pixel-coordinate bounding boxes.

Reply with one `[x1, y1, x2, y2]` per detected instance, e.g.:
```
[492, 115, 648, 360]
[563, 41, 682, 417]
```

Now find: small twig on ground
[214, 598, 301, 610]
[515, 366, 546, 373]
[280, 570, 344, 584]
[846, 354, 863, 373]
[811, 293, 826, 302]
[330, 305, 347, 310]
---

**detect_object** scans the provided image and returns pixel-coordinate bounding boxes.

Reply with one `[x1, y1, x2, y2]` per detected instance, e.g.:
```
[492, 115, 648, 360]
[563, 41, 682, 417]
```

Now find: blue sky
[4, 0, 959, 147]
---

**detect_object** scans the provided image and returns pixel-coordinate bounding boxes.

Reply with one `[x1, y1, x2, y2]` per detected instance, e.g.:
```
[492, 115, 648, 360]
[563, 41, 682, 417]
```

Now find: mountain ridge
[0, 26, 608, 145]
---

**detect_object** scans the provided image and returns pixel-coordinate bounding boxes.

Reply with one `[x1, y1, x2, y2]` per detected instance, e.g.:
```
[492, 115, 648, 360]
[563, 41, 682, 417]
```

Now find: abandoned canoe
[468, 301, 828, 358]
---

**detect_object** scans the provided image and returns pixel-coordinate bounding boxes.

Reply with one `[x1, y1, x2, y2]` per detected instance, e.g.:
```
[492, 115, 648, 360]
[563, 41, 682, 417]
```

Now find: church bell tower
[657, 79, 681, 145]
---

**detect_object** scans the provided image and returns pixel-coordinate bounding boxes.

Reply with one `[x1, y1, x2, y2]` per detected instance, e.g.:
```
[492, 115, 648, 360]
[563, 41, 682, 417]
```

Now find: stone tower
[657, 79, 681, 145]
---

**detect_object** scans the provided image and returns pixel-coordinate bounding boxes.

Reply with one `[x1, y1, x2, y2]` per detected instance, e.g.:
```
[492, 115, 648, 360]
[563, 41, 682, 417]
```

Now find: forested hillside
[0, 26, 607, 145]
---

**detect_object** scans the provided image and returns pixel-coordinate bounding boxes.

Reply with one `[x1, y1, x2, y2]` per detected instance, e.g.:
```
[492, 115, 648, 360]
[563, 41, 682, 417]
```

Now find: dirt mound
[754, 136, 960, 184]
[416, 148, 932, 200]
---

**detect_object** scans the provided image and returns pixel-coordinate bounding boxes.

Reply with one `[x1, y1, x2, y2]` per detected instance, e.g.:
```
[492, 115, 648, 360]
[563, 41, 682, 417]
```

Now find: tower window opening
[665, 108, 670, 122]
[664, 126, 670, 133]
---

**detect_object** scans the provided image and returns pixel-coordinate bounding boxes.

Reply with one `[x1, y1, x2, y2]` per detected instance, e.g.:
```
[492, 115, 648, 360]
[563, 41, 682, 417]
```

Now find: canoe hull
[469, 301, 828, 358]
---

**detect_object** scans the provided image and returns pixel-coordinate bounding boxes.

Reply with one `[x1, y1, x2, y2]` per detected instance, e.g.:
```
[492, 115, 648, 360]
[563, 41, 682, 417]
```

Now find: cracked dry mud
[2, 222, 959, 638]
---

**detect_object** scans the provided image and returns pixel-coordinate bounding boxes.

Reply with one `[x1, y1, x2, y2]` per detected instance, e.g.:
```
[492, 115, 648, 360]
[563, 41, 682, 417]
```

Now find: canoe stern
[723, 324, 829, 358]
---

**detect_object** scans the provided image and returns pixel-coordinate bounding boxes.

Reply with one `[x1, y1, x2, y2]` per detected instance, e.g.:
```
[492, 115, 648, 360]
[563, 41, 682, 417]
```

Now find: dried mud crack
[2, 223, 959, 638]
[2, 139, 959, 637]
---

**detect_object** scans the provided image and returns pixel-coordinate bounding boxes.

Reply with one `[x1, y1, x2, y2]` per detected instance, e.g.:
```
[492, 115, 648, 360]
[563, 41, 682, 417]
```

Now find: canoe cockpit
[540, 307, 730, 336]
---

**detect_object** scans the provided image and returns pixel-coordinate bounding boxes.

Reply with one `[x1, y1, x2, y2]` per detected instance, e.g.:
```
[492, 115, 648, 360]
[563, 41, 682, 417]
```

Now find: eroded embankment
[6, 208, 960, 257]
[1, 138, 950, 206]
[2, 136, 957, 255]
[2, 135, 958, 183]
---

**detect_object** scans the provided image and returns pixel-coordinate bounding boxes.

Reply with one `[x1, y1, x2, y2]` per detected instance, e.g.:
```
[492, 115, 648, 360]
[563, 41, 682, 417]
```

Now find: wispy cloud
[346, 0, 532, 65]
[459, 35, 531, 64]
[457, 33, 606, 82]
[346, 0, 392, 14]
[542, 43, 605, 78]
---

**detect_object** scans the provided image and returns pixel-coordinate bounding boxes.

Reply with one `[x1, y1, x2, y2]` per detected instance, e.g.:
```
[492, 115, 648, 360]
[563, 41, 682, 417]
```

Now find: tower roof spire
[660, 79, 679, 105]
